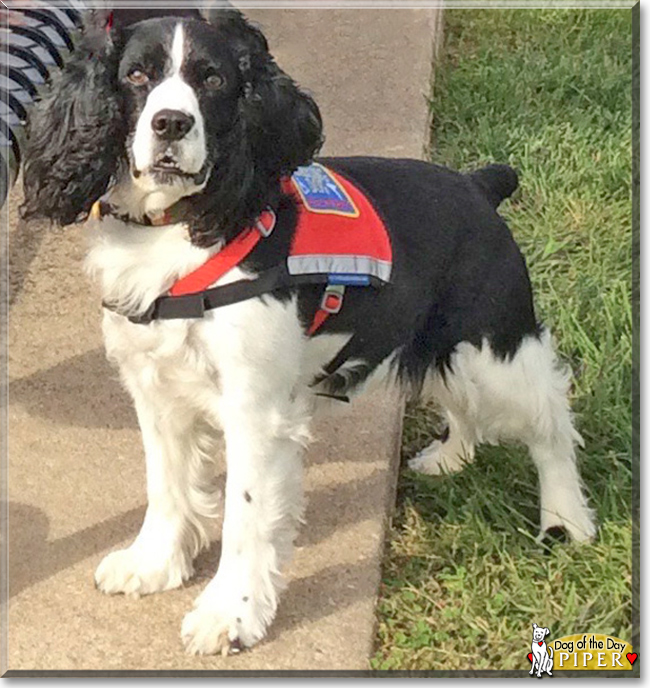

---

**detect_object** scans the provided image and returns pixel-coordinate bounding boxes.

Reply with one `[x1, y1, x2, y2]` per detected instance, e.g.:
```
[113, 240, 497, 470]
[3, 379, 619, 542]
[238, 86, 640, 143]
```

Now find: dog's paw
[538, 506, 598, 544]
[408, 439, 471, 476]
[95, 546, 192, 596]
[181, 606, 244, 656]
[181, 583, 273, 655]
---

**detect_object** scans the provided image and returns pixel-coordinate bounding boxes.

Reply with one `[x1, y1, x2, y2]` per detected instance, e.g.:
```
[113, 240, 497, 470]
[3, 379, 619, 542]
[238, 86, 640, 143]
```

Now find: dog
[21, 10, 596, 655]
[530, 623, 554, 677]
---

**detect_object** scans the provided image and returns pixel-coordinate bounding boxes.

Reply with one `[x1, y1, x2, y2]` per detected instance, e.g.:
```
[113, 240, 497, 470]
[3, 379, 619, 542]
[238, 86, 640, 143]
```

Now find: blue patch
[292, 163, 359, 217]
[328, 273, 371, 286]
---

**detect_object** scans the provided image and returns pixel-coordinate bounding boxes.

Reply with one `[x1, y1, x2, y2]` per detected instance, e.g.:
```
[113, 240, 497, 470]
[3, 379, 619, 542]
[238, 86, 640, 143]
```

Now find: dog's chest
[87, 218, 224, 410]
[102, 310, 223, 414]
[86, 214, 342, 413]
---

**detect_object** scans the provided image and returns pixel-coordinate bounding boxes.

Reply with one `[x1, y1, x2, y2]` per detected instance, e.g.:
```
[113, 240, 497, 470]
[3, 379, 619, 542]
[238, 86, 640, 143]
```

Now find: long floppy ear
[216, 11, 323, 177]
[242, 61, 323, 176]
[21, 19, 126, 225]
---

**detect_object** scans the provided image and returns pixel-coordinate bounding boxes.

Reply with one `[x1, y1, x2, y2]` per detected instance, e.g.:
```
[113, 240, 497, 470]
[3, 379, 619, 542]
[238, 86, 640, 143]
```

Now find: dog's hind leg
[517, 331, 596, 543]
[424, 329, 596, 542]
[408, 410, 475, 475]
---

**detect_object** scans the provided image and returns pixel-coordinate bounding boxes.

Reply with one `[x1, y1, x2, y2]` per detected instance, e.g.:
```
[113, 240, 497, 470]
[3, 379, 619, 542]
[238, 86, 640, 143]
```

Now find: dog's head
[22, 11, 323, 244]
[532, 623, 550, 643]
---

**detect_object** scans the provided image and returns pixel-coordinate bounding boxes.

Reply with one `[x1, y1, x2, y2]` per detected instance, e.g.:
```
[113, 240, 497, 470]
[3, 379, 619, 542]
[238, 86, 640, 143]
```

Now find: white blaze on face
[131, 23, 207, 176]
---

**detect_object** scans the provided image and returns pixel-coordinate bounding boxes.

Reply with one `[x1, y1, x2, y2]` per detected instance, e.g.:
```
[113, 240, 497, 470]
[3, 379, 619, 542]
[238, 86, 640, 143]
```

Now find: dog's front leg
[182, 380, 309, 655]
[95, 388, 211, 596]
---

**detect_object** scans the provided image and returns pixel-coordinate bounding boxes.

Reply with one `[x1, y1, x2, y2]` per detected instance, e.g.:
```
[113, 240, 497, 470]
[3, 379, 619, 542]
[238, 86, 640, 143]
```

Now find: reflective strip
[328, 273, 371, 286]
[287, 254, 392, 283]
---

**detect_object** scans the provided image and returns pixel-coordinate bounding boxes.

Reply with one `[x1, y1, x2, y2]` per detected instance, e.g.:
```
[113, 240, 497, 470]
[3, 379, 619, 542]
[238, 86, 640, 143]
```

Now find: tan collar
[90, 197, 193, 227]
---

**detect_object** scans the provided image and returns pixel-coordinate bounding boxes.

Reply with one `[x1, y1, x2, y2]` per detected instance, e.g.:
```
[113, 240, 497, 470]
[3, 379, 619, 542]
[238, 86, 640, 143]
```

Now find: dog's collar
[90, 196, 195, 227]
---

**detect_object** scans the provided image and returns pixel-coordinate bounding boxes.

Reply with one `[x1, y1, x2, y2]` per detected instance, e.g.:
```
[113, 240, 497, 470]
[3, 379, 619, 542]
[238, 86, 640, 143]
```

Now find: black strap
[307, 334, 358, 400]
[103, 265, 360, 389]
[315, 392, 350, 403]
[320, 336, 358, 379]
[105, 265, 297, 325]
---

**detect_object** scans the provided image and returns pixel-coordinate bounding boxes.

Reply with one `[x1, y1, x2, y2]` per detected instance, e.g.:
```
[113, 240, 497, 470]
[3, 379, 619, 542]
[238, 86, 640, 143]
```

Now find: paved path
[5, 7, 440, 673]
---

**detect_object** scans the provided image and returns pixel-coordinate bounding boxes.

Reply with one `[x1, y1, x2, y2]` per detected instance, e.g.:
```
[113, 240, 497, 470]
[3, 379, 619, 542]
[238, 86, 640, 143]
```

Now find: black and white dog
[22, 10, 596, 655]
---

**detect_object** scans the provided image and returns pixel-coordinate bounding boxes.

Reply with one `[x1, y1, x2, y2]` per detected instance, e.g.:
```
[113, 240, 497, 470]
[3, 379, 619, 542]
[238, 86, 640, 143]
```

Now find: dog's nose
[151, 109, 195, 141]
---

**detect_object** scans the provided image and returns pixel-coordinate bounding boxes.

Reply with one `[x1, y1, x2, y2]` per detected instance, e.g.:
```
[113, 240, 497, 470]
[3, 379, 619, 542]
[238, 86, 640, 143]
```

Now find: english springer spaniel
[21, 10, 596, 655]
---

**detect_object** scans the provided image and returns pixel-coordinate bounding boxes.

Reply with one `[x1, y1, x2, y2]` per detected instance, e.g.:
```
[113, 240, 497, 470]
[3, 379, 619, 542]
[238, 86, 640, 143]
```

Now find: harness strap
[104, 269, 357, 394]
[116, 265, 292, 325]
[170, 209, 276, 296]
[100, 203, 357, 354]
[307, 283, 346, 336]
[307, 331, 359, 400]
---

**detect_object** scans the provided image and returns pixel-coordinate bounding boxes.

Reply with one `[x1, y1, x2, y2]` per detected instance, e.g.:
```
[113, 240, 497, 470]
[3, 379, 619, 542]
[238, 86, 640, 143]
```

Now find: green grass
[372, 9, 633, 671]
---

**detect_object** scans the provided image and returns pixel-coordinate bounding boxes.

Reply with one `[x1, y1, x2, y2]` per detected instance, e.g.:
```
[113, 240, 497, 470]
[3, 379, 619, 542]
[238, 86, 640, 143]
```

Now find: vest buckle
[320, 284, 345, 314]
[256, 208, 276, 237]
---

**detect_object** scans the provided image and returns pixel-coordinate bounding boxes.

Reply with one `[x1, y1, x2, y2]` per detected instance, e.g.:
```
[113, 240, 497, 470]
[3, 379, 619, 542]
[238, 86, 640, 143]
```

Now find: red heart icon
[627, 653, 638, 666]
[538, 641, 543, 646]
[527, 653, 533, 662]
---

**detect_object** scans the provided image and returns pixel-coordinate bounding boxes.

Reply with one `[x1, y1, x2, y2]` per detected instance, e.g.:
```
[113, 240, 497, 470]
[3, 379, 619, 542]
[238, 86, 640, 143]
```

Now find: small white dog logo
[529, 623, 554, 678]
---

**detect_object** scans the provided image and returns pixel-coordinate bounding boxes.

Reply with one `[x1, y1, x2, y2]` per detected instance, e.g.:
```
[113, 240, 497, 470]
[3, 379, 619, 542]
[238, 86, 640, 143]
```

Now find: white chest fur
[85, 216, 349, 422]
[85, 216, 213, 317]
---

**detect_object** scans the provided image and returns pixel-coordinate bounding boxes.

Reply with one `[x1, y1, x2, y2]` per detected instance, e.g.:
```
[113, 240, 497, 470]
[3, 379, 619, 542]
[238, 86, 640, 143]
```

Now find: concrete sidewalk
[5, 8, 441, 673]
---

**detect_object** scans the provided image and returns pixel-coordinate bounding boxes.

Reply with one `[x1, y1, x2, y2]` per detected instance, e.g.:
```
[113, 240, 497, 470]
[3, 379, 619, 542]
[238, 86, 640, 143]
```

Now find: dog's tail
[468, 164, 519, 209]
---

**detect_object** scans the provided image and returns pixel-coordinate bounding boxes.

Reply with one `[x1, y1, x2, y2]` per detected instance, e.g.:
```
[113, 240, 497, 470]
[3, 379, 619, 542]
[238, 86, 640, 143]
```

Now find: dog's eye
[127, 69, 149, 86]
[205, 72, 225, 90]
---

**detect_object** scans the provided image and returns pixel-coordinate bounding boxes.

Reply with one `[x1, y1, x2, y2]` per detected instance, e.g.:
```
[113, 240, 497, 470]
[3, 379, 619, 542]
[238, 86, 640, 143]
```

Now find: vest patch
[283, 163, 393, 285]
[291, 163, 360, 217]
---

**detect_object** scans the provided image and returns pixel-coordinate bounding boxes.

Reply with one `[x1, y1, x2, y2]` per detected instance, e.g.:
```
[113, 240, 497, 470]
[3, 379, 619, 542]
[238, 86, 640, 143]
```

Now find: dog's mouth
[133, 156, 211, 186]
[153, 153, 186, 174]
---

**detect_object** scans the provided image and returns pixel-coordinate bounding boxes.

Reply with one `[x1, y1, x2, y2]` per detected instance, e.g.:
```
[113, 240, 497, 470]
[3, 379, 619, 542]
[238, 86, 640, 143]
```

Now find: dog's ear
[208, 9, 271, 65]
[242, 62, 323, 176]
[215, 10, 323, 178]
[21, 17, 127, 225]
[545, 628, 550, 637]
[532, 623, 538, 630]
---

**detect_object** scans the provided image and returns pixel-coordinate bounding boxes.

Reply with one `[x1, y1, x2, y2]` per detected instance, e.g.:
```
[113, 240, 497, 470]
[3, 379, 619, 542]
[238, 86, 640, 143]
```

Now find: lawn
[372, 9, 634, 671]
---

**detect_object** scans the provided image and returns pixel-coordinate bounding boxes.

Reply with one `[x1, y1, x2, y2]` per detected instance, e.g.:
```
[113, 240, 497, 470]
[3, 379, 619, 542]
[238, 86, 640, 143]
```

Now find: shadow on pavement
[8, 216, 50, 308]
[10, 349, 137, 430]
[269, 557, 377, 642]
[299, 468, 386, 548]
[7, 501, 145, 599]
